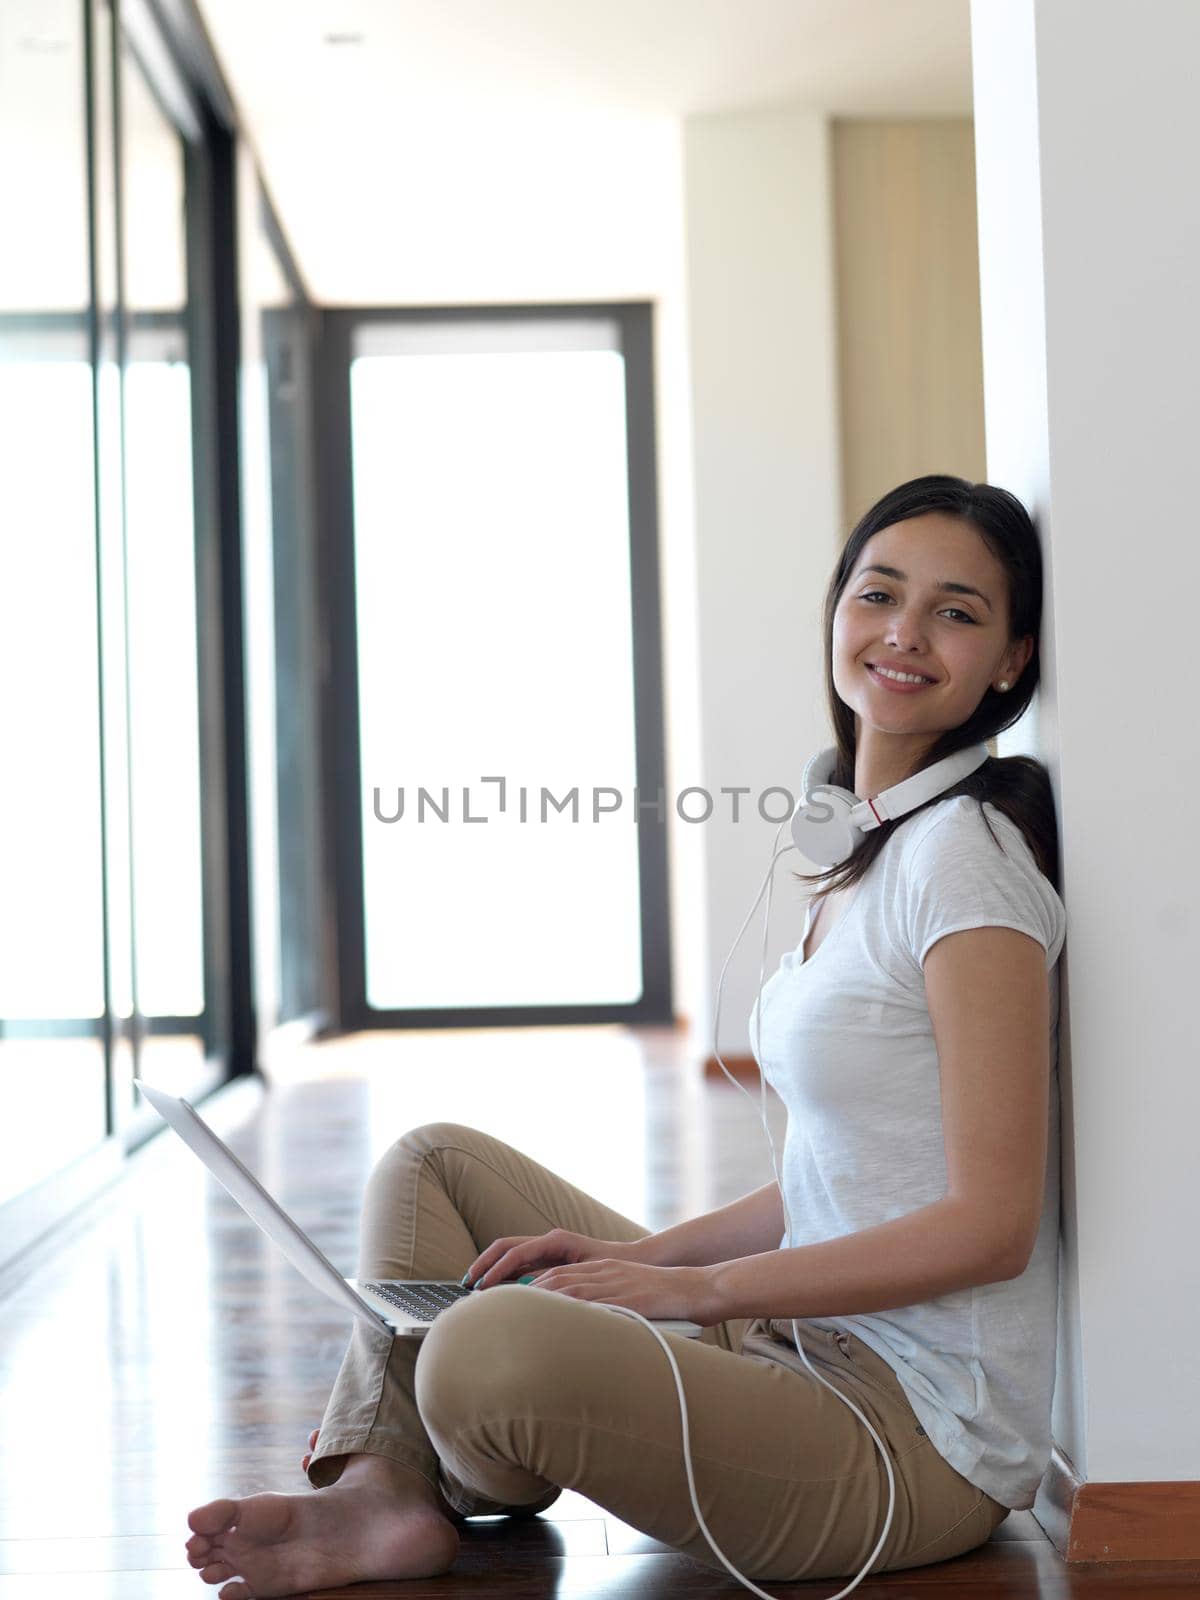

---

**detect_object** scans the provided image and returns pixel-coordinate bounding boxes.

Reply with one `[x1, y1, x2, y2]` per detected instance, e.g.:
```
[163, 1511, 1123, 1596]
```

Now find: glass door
[116, 22, 211, 1103]
[0, 0, 111, 1220]
[0, 0, 253, 1267]
[322, 308, 672, 1028]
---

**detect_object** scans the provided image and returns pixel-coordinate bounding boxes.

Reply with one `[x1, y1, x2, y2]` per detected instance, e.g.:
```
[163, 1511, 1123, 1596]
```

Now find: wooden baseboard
[703, 1053, 761, 1083]
[1038, 1445, 1200, 1561]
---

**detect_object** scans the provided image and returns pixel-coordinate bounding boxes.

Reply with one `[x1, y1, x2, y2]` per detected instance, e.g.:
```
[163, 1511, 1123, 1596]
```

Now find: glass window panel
[351, 322, 643, 1010]
[0, 356, 104, 1020]
[93, 0, 135, 1041]
[0, 0, 107, 1199]
[119, 35, 204, 1023]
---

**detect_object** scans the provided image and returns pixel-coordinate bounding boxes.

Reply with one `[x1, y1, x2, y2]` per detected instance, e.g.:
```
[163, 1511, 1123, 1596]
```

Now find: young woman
[185, 475, 1066, 1598]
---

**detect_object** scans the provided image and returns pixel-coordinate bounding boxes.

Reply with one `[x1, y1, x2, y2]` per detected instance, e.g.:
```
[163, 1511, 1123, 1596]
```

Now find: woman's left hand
[512, 1258, 718, 1325]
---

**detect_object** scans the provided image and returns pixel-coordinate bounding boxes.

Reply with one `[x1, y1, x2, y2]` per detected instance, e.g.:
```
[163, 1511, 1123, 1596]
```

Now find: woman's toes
[188, 1497, 239, 1538]
[217, 1582, 252, 1600]
[186, 1533, 212, 1567]
[200, 1561, 236, 1586]
[309, 1429, 319, 1451]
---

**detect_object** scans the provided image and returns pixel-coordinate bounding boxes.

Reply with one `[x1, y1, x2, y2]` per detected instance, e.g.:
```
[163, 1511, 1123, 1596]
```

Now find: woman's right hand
[464, 1228, 644, 1290]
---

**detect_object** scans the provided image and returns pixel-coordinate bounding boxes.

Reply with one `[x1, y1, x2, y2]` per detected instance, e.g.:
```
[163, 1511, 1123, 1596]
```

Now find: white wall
[682, 106, 842, 1060]
[972, 0, 1200, 1488]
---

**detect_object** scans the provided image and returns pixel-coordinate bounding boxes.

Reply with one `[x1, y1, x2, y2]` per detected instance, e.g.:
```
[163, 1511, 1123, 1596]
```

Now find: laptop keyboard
[363, 1281, 474, 1322]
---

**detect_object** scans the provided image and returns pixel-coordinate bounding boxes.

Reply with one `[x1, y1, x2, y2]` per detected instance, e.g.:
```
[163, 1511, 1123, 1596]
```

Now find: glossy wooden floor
[1, 1025, 1195, 1598]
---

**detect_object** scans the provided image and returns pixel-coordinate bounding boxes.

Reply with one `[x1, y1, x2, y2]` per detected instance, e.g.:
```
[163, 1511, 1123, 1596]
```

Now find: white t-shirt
[746, 793, 1067, 1510]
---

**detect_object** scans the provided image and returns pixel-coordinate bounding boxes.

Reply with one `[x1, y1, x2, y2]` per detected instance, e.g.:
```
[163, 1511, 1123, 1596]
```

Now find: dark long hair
[795, 474, 1060, 898]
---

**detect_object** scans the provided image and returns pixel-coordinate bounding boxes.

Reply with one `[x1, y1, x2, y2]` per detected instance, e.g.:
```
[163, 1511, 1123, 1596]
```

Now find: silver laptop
[136, 1081, 704, 1340]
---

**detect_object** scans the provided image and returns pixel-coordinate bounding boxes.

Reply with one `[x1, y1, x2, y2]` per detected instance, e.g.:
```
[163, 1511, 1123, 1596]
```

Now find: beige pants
[308, 1122, 1010, 1582]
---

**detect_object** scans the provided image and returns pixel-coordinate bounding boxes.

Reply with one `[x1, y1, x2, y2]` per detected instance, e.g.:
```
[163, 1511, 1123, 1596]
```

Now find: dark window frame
[255, 194, 331, 1030]
[113, 0, 253, 1149]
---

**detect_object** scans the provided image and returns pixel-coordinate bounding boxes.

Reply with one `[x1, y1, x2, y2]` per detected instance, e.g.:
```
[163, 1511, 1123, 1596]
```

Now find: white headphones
[791, 742, 992, 866]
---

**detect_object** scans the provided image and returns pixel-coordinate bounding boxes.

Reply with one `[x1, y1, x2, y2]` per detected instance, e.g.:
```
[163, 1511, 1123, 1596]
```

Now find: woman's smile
[865, 662, 938, 693]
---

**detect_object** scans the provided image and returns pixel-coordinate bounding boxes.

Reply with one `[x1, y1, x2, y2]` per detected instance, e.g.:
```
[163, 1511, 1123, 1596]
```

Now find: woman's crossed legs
[186, 1122, 1004, 1597]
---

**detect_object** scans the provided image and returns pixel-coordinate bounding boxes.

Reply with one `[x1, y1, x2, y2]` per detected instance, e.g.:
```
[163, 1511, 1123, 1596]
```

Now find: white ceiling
[193, 0, 974, 302]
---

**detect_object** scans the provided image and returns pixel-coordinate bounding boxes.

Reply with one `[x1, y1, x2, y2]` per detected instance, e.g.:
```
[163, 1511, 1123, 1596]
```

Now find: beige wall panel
[833, 119, 986, 530]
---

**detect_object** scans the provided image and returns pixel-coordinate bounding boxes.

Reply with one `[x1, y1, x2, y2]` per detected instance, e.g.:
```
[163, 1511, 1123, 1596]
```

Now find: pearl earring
[998, 681, 1010, 692]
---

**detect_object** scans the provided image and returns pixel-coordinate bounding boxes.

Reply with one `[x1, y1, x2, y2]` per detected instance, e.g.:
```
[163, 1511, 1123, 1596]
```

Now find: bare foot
[299, 1431, 464, 1523]
[184, 1455, 459, 1599]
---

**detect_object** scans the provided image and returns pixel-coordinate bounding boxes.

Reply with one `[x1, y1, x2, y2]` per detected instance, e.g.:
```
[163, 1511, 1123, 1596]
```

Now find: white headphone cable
[602, 819, 896, 1597]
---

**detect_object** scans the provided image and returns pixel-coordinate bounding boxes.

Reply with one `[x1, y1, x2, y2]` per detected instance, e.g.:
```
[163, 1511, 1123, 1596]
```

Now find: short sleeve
[899, 797, 1067, 971]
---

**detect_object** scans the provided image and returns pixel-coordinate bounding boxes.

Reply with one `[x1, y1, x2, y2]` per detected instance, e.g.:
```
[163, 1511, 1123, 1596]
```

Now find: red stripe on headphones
[868, 797, 885, 826]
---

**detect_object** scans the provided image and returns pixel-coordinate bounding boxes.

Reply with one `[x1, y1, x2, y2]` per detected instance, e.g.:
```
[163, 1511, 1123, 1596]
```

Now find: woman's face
[831, 512, 1033, 741]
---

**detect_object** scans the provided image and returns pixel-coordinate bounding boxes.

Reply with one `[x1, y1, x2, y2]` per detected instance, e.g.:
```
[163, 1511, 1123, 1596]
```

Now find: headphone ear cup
[800, 745, 837, 799]
[791, 783, 860, 867]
